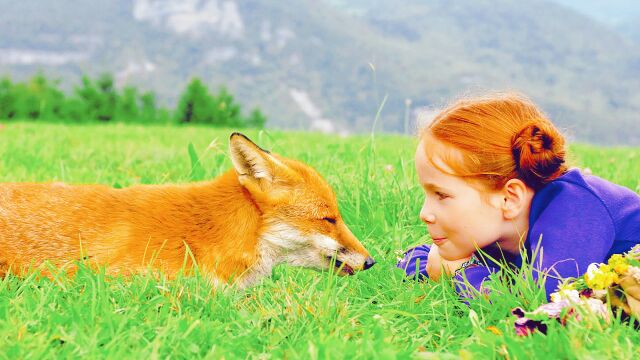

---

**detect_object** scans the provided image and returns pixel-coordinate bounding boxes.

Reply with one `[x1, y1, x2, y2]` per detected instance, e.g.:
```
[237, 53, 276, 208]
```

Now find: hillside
[0, 0, 638, 144]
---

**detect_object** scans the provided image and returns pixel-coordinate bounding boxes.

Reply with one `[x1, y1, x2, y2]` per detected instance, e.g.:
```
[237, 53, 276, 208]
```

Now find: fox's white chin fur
[234, 223, 366, 288]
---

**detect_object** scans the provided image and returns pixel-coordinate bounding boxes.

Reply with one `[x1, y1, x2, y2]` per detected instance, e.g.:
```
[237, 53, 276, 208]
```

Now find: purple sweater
[397, 168, 640, 298]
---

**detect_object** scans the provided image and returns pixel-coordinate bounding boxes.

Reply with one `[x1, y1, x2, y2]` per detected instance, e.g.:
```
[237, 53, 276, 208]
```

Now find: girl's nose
[419, 200, 436, 224]
[421, 212, 436, 224]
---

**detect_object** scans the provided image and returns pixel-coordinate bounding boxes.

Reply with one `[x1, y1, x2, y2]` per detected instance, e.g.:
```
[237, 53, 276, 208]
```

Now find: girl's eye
[435, 192, 449, 200]
[323, 217, 337, 224]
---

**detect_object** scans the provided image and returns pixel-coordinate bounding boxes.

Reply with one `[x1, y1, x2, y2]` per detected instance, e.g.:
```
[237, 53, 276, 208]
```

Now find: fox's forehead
[283, 200, 336, 217]
[279, 158, 339, 210]
[283, 159, 332, 187]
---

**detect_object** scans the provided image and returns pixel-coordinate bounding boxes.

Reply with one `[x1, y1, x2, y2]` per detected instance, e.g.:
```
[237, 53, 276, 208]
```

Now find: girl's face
[415, 141, 507, 260]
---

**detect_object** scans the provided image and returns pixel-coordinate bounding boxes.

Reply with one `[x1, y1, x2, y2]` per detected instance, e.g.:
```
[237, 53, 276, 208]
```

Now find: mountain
[549, 0, 640, 43]
[549, 0, 640, 27]
[1, 0, 638, 145]
[618, 18, 640, 43]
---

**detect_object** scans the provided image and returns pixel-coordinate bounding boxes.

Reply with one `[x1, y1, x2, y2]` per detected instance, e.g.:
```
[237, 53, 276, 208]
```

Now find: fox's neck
[199, 174, 304, 289]
[234, 235, 292, 289]
[166, 171, 266, 285]
[237, 223, 310, 288]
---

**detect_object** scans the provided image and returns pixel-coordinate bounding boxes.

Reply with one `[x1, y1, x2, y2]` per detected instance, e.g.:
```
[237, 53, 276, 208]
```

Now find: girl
[397, 93, 640, 298]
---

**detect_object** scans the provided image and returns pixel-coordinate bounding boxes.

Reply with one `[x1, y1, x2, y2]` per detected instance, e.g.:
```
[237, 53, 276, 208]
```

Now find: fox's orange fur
[0, 133, 374, 287]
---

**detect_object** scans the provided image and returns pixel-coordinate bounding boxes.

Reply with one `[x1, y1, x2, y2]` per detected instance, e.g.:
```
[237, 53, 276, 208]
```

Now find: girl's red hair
[420, 93, 568, 190]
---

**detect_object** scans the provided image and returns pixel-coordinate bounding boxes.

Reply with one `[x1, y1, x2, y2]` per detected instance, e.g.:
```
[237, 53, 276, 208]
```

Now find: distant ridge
[0, 0, 638, 145]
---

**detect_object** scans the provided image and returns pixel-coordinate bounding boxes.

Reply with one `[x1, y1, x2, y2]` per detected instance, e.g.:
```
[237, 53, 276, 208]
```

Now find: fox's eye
[322, 217, 336, 224]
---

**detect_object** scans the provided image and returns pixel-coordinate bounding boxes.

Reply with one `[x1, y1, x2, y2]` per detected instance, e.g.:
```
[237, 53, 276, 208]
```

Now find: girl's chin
[439, 246, 475, 261]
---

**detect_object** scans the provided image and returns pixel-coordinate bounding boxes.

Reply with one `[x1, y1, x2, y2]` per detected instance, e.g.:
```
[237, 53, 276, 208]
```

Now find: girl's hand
[427, 245, 472, 281]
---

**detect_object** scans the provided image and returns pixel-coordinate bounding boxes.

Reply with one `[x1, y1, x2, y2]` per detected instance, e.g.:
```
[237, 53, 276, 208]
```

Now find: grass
[0, 121, 639, 359]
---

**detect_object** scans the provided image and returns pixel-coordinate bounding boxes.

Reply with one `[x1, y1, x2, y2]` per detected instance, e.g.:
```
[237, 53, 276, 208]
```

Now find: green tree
[95, 73, 117, 121]
[140, 91, 158, 122]
[74, 73, 117, 122]
[10, 74, 66, 120]
[175, 78, 215, 124]
[246, 108, 266, 128]
[118, 86, 140, 121]
[74, 75, 100, 121]
[210, 86, 242, 127]
[0, 73, 264, 128]
[0, 77, 17, 119]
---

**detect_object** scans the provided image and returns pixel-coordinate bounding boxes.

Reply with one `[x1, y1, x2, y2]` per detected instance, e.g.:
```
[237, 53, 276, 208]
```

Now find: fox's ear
[229, 133, 283, 189]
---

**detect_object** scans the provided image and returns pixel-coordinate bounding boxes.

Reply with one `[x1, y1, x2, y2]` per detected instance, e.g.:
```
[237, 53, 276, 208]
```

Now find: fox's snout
[327, 223, 375, 275]
[326, 242, 376, 275]
[327, 254, 375, 275]
[363, 256, 376, 270]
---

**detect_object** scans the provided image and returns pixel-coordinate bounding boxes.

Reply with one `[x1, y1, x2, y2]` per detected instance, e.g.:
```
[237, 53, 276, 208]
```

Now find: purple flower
[579, 288, 593, 298]
[532, 300, 571, 318]
[513, 298, 611, 335]
[512, 301, 572, 336]
[512, 308, 548, 336]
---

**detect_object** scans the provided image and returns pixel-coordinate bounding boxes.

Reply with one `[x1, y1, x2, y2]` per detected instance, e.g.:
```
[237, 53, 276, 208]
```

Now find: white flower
[627, 266, 640, 282]
[591, 289, 607, 300]
[468, 309, 481, 328]
[584, 298, 611, 323]
[551, 289, 580, 304]
[585, 263, 600, 283]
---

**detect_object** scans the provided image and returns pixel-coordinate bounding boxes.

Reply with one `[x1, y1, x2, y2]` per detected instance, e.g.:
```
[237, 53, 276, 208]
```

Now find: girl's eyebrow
[422, 182, 451, 193]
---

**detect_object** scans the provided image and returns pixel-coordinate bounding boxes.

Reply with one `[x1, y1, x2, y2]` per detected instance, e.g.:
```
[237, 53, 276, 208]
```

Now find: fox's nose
[363, 256, 376, 270]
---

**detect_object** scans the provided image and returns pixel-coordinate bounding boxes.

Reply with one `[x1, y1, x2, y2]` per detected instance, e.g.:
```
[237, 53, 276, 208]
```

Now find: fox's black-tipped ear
[229, 133, 279, 187]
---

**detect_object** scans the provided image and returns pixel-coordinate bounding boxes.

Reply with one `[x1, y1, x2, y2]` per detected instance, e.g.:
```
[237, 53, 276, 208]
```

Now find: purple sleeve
[453, 266, 495, 298]
[397, 245, 496, 296]
[528, 183, 616, 298]
[396, 244, 430, 279]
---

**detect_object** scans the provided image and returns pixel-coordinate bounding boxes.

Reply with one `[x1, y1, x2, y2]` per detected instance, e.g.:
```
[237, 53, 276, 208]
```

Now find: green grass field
[0, 122, 639, 359]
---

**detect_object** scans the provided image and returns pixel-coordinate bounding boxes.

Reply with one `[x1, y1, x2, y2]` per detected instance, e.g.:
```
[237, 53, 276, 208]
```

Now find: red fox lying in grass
[0, 133, 375, 287]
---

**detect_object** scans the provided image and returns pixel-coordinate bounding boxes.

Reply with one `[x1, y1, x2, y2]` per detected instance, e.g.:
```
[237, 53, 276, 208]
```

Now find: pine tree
[140, 91, 158, 123]
[0, 77, 17, 119]
[175, 78, 214, 124]
[74, 73, 118, 122]
[118, 86, 140, 121]
[246, 108, 266, 128]
[95, 73, 117, 121]
[210, 86, 242, 127]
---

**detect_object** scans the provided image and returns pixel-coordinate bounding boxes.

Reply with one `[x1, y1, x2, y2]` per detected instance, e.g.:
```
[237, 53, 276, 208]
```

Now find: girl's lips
[431, 237, 447, 246]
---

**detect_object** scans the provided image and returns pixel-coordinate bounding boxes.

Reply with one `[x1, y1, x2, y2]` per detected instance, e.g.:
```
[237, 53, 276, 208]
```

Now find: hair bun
[511, 121, 566, 189]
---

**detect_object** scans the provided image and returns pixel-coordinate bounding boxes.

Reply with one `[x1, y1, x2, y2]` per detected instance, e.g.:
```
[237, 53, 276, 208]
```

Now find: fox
[0, 133, 375, 288]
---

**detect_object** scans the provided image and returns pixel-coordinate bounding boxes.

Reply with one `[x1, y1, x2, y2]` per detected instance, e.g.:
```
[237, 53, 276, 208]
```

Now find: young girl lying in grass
[397, 93, 640, 299]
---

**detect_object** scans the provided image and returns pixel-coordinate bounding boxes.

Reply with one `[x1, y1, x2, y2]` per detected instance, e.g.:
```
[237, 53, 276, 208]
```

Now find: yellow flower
[585, 263, 600, 284]
[557, 280, 576, 292]
[585, 264, 619, 290]
[608, 254, 629, 275]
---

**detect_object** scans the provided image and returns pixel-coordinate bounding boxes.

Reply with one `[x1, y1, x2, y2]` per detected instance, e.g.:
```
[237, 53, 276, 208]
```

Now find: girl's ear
[501, 179, 534, 220]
